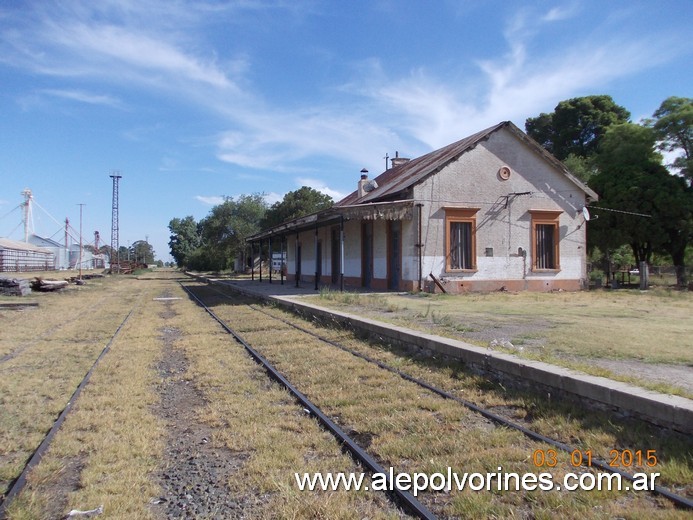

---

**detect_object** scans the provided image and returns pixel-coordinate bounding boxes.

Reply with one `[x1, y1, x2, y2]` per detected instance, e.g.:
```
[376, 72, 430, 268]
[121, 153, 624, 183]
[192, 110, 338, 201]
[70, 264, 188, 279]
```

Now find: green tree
[589, 123, 665, 264]
[526, 95, 630, 160]
[589, 123, 692, 286]
[562, 153, 597, 183]
[198, 194, 267, 271]
[261, 186, 333, 229]
[130, 240, 155, 264]
[646, 96, 692, 183]
[168, 216, 200, 267]
[117, 245, 129, 262]
[654, 175, 693, 286]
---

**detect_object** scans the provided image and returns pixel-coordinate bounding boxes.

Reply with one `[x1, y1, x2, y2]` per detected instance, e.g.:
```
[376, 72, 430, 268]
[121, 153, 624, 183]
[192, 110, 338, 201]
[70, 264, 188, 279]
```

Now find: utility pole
[65, 218, 70, 264]
[94, 231, 101, 269]
[110, 172, 122, 273]
[78, 204, 85, 281]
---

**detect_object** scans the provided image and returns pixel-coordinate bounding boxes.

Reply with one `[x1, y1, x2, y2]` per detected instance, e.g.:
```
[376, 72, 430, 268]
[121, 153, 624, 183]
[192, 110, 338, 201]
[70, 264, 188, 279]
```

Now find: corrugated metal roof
[247, 200, 415, 241]
[247, 121, 599, 242]
[336, 121, 598, 206]
[0, 237, 54, 254]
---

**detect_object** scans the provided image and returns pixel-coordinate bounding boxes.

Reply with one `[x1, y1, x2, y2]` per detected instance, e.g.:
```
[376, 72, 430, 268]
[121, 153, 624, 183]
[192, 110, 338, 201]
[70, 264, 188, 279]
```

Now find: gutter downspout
[268, 236, 272, 284]
[314, 223, 319, 291]
[340, 216, 345, 292]
[280, 236, 284, 285]
[416, 203, 423, 292]
[295, 232, 300, 288]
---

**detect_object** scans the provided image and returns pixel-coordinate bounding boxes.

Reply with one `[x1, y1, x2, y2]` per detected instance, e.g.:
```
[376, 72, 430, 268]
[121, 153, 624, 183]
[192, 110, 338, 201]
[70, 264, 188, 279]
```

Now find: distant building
[28, 235, 70, 269]
[69, 243, 95, 270]
[0, 237, 55, 272]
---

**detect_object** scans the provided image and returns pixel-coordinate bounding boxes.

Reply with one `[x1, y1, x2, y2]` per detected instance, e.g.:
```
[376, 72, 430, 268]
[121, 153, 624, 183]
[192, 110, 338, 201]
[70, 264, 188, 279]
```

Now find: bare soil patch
[150, 320, 258, 519]
[581, 358, 693, 394]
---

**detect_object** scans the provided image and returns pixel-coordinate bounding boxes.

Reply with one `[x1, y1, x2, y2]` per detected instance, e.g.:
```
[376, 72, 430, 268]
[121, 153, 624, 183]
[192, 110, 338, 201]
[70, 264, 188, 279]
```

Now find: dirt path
[149, 297, 257, 519]
[578, 358, 693, 395]
[151, 335, 249, 518]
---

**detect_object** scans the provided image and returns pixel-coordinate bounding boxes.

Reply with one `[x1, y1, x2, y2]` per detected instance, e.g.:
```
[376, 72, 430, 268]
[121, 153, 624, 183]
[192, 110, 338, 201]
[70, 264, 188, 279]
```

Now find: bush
[589, 269, 605, 283]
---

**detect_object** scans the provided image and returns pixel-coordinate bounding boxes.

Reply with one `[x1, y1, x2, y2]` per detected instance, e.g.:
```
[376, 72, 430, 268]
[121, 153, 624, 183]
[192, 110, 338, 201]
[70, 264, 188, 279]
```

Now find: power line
[587, 206, 652, 218]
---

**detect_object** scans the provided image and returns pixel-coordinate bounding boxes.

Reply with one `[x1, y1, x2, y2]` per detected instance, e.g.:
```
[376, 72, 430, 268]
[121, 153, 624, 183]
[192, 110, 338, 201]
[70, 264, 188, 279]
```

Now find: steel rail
[251, 303, 693, 510]
[197, 280, 692, 511]
[0, 297, 114, 365]
[0, 306, 137, 518]
[180, 282, 437, 520]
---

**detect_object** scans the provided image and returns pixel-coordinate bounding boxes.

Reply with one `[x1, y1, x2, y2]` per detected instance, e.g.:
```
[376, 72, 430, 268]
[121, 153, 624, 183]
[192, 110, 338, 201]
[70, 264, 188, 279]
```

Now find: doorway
[388, 221, 401, 290]
[361, 222, 373, 288]
[331, 227, 340, 284]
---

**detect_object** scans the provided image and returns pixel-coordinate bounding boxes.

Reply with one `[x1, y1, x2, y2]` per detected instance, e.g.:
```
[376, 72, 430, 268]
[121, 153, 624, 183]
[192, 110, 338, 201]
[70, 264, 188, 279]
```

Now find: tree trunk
[674, 265, 687, 288]
[670, 248, 688, 288]
[631, 242, 652, 265]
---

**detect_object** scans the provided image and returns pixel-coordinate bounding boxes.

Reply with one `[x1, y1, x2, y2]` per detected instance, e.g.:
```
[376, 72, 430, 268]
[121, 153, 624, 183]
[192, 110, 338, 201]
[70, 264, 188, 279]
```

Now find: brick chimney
[390, 151, 409, 168]
[358, 168, 369, 198]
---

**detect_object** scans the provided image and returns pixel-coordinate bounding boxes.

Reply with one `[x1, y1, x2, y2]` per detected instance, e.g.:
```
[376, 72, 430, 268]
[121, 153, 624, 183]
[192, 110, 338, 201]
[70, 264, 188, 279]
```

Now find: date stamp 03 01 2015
[532, 449, 658, 469]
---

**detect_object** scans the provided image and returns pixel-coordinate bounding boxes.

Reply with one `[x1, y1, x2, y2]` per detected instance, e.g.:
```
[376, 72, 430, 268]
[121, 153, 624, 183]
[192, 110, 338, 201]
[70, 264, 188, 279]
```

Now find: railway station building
[247, 121, 598, 293]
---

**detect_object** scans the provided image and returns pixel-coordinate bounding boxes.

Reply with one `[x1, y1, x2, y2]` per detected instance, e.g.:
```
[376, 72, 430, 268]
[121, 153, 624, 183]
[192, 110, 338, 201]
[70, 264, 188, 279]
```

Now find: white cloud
[0, 2, 243, 100]
[263, 192, 283, 205]
[1, 1, 686, 185]
[541, 5, 579, 22]
[348, 24, 675, 151]
[49, 23, 235, 90]
[195, 195, 225, 206]
[40, 89, 124, 108]
[295, 178, 347, 201]
[215, 109, 398, 173]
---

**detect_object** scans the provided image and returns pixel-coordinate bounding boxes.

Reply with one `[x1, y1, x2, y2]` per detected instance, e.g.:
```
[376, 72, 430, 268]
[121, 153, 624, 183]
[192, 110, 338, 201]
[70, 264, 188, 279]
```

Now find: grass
[5, 276, 405, 518]
[0, 276, 142, 496]
[3, 275, 162, 519]
[163, 284, 404, 518]
[209, 295, 692, 518]
[308, 287, 693, 397]
[3, 276, 691, 518]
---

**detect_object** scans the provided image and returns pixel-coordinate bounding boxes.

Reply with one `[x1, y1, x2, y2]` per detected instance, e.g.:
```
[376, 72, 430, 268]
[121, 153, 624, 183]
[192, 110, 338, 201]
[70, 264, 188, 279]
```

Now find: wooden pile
[0, 277, 31, 296]
[31, 278, 69, 292]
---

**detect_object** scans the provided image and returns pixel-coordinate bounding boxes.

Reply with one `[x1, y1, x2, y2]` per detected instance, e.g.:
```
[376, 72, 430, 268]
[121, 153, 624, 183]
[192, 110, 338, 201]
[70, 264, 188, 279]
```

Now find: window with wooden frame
[445, 208, 479, 271]
[530, 210, 561, 270]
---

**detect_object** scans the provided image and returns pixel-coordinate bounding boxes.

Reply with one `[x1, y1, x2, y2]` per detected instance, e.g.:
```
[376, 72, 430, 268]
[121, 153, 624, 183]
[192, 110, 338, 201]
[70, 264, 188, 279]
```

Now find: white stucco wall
[413, 127, 589, 290]
[284, 126, 590, 291]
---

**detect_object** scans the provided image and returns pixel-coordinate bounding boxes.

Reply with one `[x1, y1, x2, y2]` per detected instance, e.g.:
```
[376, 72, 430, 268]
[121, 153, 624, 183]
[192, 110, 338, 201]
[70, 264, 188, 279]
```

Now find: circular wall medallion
[498, 166, 511, 180]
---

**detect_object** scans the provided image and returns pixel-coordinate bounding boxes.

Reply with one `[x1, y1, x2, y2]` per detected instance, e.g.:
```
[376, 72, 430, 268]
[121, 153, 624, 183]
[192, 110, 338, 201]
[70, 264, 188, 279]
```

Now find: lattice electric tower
[109, 172, 122, 273]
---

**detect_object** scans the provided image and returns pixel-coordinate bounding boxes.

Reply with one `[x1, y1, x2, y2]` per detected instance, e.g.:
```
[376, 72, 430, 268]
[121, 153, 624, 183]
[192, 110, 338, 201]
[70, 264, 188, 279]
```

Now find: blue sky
[1, 1, 691, 262]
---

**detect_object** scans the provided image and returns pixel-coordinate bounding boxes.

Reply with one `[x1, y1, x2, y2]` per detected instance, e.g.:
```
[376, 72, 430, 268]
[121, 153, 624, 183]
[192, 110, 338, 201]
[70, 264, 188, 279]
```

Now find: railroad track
[2, 276, 412, 518]
[2, 275, 690, 518]
[181, 281, 436, 519]
[0, 288, 131, 364]
[0, 275, 152, 518]
[184, 279, 693, 516]
[0, 305, 138, 518]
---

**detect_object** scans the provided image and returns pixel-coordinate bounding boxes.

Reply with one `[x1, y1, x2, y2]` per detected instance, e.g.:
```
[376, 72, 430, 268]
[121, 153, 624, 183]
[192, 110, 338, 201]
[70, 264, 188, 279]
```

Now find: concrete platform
[203, 277, 693, 434]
